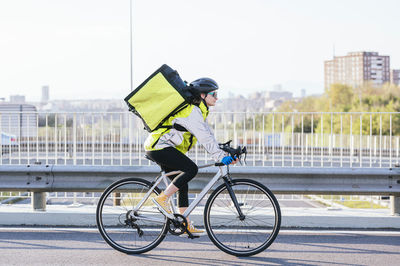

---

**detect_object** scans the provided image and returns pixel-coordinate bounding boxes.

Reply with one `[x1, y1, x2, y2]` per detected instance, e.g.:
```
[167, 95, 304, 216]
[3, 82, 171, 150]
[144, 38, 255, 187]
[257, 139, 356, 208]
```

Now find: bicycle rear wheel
[204, 179, 281, 257]
[96, 178, 168, 254]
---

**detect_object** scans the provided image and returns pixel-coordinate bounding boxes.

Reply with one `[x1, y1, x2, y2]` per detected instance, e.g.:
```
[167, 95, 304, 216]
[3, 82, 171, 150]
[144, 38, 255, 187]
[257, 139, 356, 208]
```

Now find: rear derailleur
[120, 210, 144, 237]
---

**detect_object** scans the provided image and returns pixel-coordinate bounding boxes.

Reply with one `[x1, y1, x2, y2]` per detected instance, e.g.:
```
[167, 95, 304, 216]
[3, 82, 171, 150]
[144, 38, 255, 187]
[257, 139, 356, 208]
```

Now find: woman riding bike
[144, 77, 238, 236]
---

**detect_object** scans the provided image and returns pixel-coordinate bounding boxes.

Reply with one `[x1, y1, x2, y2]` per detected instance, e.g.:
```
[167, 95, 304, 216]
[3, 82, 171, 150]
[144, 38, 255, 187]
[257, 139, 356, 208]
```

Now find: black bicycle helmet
[189, 77, 219, 94]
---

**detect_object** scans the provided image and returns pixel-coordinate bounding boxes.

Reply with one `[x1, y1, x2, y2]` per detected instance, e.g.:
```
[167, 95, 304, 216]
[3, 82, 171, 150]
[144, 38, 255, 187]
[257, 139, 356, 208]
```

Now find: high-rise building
[324, 51, 390, 90]
[10, 95, 25, 103]
[41, 85, 49, 103]
[390, 69, 400, 86]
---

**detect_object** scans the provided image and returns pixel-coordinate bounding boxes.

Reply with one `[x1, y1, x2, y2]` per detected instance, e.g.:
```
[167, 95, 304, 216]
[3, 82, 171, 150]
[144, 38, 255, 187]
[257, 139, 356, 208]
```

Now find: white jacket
[144, 104, 226, 162]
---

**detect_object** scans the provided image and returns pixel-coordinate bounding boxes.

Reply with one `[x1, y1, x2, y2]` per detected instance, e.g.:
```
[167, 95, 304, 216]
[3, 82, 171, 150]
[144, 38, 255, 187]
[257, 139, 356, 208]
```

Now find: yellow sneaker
[184, 222, 206, 237]
[152, 192, 172, 215]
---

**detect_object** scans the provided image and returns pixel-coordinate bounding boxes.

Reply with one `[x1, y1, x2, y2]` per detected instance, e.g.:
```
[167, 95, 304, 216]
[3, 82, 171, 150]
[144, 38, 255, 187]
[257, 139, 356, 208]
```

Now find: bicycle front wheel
[204, 179, 281, 257]
[96, 178, 168, 254]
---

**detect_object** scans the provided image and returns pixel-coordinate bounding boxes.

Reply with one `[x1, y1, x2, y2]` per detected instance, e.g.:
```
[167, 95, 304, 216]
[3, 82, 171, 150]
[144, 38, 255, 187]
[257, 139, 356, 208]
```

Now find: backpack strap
[150, 103, 192, 149]
[151, 127, 171, 149]
[187, 134, 194, 150]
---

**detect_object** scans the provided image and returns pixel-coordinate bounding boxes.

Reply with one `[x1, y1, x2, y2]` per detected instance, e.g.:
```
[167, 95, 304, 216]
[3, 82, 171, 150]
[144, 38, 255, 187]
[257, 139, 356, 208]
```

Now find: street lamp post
[129, 0, 133, 91]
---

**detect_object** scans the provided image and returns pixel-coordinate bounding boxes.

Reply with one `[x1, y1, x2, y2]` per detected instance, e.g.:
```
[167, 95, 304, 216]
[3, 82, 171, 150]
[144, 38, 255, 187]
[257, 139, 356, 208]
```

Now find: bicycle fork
[222, 175, 245, 220]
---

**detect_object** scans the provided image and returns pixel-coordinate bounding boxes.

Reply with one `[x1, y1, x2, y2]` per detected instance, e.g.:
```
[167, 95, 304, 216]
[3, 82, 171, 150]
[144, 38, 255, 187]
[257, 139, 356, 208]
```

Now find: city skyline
[324, 51, 396, 90]
[1, 0, 400, 101]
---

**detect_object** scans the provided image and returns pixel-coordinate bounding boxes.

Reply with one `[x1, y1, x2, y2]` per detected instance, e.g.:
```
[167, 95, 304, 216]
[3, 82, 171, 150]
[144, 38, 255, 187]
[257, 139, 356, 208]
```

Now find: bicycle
[96, 141, 281, 257]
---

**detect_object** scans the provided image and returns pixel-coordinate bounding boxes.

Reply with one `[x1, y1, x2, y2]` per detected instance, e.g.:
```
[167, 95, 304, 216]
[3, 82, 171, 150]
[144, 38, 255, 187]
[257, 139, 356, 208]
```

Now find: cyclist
[144, 77, 238, 237]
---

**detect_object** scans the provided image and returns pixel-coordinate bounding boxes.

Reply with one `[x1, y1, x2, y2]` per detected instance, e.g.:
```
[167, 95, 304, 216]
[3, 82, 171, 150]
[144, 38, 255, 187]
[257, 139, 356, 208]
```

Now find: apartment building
[390, 69, 400, 86]
[324, 51, 390, 90]
[0, 103, 37, 137]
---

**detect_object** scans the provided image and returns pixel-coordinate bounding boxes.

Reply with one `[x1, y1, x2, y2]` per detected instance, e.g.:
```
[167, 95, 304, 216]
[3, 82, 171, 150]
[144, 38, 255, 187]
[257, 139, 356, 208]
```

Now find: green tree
[234, 83, 400, 136]
[325, 83, 354, 112]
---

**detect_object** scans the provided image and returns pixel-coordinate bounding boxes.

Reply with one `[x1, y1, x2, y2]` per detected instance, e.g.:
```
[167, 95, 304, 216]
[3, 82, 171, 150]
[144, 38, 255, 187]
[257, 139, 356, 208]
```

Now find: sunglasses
[207, 91, 218, 98]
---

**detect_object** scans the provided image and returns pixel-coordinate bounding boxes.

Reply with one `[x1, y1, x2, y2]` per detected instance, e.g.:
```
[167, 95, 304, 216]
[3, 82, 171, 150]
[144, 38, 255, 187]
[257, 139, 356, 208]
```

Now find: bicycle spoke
[245, 215, 276, 225]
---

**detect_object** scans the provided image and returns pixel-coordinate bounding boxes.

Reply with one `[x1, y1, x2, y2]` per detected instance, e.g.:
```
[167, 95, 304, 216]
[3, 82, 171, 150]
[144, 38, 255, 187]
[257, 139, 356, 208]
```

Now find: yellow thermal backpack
[124, 64, 194, 132]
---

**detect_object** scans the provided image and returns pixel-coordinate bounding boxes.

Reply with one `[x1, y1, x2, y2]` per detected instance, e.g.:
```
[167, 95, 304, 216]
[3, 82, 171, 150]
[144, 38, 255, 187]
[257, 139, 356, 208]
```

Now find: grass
[338, 201, 387, 209]
[320, 195, 388, 209]
[0, 192, 29, 204]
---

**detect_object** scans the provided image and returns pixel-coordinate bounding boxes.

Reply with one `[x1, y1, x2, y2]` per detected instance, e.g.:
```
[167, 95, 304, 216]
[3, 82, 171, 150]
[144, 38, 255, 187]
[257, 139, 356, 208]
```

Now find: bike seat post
[160, 171, 169, 187]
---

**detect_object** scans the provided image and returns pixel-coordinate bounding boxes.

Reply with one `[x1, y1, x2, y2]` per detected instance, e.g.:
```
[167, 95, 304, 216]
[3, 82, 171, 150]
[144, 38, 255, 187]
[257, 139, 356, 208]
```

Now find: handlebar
[215, 140, 247, 166]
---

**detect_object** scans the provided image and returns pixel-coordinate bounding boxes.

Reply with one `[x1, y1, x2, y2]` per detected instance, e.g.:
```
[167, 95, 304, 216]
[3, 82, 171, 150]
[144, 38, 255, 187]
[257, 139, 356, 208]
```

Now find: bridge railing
[1, 111, 399, 167]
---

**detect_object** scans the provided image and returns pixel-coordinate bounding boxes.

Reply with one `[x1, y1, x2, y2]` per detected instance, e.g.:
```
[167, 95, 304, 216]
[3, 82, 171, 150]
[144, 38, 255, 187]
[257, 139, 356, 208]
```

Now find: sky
[1, 0, 400, 101]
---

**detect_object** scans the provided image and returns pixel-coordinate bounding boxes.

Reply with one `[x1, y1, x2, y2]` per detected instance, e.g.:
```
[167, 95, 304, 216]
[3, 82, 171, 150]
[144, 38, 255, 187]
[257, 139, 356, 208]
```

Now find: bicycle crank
[167, 214, 188, 236]
[167, 214, 199, 239]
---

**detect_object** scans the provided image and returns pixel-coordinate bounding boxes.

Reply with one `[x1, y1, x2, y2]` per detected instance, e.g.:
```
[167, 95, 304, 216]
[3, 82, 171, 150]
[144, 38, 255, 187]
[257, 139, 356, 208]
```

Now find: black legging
[146, 147, 198, 207]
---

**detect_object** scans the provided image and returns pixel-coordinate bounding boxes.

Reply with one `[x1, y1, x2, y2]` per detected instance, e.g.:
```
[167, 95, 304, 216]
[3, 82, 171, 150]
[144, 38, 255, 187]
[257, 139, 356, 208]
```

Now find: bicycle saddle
[144, 154, 155, 163]
[144, 155, 165, 168]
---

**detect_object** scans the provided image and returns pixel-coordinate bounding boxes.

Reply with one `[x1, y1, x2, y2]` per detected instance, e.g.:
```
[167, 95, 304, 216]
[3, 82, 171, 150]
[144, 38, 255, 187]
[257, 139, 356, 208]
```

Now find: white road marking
[0, 227, 399, 235]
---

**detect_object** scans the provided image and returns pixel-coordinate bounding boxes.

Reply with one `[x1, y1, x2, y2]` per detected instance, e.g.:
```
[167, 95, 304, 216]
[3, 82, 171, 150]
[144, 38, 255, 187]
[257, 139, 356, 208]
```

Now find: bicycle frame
[131, 164, 228, 223]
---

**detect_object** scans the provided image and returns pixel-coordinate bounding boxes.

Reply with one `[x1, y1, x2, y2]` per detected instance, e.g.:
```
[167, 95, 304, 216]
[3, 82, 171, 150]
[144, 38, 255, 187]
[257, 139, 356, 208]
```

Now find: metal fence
[1, 111, 399, 168]
[0, 191, 390, 210]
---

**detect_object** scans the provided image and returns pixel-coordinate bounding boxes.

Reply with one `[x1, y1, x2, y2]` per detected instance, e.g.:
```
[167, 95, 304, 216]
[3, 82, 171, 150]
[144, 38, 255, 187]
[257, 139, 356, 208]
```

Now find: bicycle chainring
[167, 214, 188, 236]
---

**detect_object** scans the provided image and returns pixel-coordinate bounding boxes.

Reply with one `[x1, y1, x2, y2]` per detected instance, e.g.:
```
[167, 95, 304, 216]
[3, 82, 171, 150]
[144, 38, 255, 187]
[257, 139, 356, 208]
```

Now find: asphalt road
[0, 228, 399, 266]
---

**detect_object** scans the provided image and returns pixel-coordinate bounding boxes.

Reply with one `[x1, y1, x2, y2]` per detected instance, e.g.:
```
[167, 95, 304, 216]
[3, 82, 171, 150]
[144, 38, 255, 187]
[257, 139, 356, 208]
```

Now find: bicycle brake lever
[240, 147, 247, 166]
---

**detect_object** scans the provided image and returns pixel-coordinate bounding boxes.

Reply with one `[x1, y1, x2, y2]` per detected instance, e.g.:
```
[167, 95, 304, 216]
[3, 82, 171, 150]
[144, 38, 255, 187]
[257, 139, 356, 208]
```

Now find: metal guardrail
[0, 164, 399, 214]
[0, 164, 399, 194]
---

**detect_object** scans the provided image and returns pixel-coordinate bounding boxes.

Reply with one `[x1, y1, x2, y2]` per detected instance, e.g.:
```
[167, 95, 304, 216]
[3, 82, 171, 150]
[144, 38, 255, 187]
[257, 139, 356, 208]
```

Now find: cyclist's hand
[231, 157, 239, 165]
[221, 156, 234, 165]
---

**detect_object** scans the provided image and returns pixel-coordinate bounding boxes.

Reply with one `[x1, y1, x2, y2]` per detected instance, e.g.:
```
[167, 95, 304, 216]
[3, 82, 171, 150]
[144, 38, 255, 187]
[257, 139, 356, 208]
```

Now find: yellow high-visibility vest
[144, 101, 209, 154]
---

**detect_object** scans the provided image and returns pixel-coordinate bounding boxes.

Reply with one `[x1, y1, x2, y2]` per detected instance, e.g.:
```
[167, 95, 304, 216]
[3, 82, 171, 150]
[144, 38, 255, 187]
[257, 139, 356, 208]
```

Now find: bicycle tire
[96, 178, 168, 254]
[204, 178, 281, 257]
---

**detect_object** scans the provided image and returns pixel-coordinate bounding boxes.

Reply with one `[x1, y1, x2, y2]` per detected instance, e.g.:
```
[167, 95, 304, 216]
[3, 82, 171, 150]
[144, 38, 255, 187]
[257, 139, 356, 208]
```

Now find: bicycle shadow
[135, 253, 363, 266]
[1, 228, 397, 266]
[275, 232, 400, 255]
